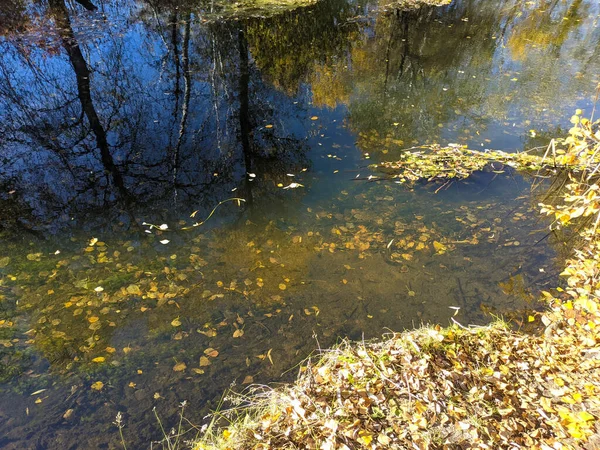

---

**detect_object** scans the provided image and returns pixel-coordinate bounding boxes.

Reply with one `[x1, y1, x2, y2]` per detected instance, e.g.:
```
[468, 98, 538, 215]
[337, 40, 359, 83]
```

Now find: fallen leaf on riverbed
[233, 328, 244, 338]
[433, 241, 447, 253]
[199, 356, 211, 367]
[204, 348, 219, 357]
[173, 362, 187, 372]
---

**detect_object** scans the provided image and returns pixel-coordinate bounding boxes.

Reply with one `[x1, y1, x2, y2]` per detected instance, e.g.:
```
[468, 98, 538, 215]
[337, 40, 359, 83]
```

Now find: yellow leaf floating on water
[173, 362, 187, 372]
[91, 381, 104, 391]
[310, 116, 318, 120]
[278, 283, 287, 290]
[88, 316, 99, 323]
[204, 348, 219, 358]
[92, 356, 105, 363]
[171, 317, 181, 327]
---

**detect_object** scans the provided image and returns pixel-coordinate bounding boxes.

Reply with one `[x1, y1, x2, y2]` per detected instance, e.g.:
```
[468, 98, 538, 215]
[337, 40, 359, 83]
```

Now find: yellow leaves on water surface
[171, 317, 182, 327]
[92, 357, 105, 363]
[278, 283, 287, 290]
[87, 316, 99, 323]
[90, 381, 104, 391]
[173, 362, 187, 372]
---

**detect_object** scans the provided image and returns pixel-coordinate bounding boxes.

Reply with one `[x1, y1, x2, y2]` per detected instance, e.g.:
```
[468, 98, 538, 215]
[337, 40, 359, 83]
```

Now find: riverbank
[191, 112, 600, 449]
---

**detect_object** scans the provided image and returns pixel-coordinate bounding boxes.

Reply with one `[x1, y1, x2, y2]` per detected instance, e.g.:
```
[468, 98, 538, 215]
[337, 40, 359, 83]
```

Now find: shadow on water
[0, 0, 599, 447]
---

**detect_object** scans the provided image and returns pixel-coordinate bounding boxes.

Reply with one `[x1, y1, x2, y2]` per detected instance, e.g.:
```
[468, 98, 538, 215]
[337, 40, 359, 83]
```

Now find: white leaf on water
[282, 183, 304, 190]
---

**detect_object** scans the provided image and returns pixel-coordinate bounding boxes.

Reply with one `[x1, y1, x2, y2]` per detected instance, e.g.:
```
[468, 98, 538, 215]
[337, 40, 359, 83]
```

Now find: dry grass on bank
[194, 310, 600, 449]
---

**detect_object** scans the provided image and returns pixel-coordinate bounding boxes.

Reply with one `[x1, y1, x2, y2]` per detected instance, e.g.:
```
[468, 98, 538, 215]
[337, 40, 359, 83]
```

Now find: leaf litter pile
[193, 114, 600, 449]
[195, 307, 599, 449]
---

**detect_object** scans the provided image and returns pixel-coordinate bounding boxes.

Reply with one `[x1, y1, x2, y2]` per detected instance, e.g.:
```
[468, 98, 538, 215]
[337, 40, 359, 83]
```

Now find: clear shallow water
[0, 0, 599, 447]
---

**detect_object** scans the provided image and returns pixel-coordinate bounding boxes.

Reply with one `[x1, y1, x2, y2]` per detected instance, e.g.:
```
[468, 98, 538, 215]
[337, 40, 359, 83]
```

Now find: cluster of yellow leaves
[199, 319, 599, 449]
[371, 144, 545, 184]
[539, 111, 600, 228]
[322, 224, 380, 258]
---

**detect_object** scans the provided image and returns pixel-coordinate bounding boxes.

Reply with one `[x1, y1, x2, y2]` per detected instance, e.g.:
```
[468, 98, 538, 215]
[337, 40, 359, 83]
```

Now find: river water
[1, 0, 599, 447]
